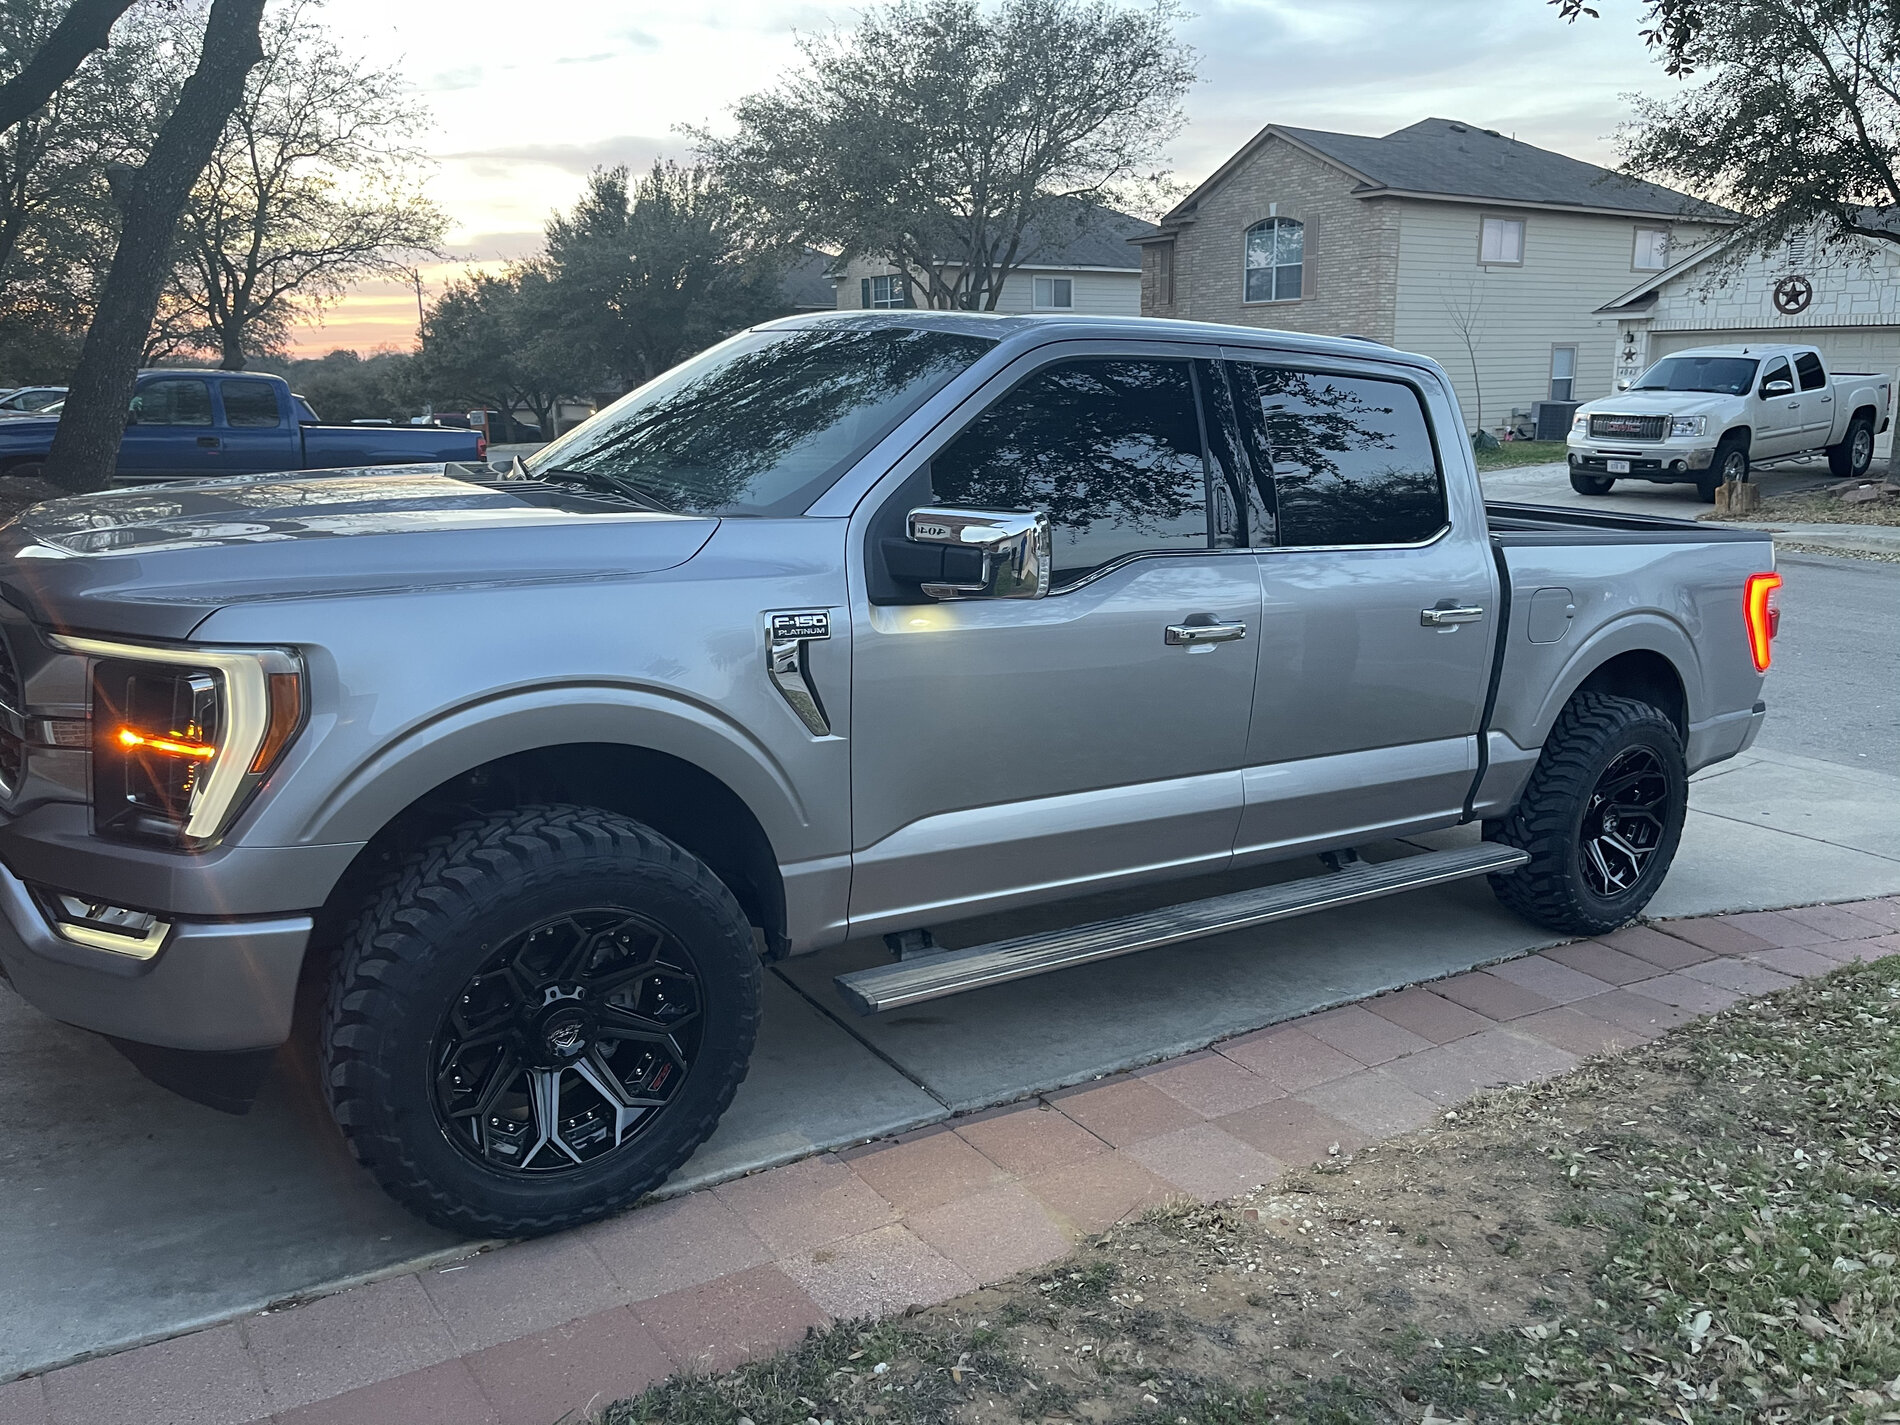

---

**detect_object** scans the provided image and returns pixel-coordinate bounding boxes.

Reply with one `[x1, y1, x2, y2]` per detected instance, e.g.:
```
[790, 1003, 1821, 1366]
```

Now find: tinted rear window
[1230, 364, 1446, 547]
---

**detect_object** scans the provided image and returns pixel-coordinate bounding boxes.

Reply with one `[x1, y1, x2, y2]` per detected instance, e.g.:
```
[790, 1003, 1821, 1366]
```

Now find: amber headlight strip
[50, 634, 304, 846]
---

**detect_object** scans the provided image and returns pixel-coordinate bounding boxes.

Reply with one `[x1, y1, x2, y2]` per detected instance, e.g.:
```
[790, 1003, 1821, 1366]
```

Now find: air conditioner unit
[1532, 400, 1580, 441]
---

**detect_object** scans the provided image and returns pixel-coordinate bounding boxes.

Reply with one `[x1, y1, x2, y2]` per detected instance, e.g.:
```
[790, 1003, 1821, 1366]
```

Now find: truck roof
[761, 310, 1448, 378]
[1651, 343, 1818, 361]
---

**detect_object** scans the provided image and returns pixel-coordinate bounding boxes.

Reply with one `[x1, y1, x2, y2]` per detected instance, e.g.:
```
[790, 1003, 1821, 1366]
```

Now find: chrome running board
[834, 843, 1529, 1015]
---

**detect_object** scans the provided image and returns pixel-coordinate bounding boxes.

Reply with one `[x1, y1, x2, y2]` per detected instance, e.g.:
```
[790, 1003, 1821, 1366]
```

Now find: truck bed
[1485, 500, 1773, 548]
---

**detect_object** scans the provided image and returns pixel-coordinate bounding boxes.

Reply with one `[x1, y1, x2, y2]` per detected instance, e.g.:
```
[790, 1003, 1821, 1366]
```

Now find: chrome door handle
[1164, 621, 1248, 645]
[1820, 394, 1833, 402]
[1420, 606, 1486, 626]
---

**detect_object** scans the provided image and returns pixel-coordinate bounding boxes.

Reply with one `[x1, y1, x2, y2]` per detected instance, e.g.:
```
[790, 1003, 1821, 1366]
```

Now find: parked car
[0, 370, 482, 482]
[1567, 344, 1893, 499]
[0, 313, 1778, 1237]
[0, 386, 67, 416]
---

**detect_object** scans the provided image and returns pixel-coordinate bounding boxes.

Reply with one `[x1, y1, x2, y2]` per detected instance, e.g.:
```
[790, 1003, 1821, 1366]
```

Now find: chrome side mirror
[1615, 378, 1631, 391]
[1763, 378, 1795, 397]
[907, 507, 1051, 600]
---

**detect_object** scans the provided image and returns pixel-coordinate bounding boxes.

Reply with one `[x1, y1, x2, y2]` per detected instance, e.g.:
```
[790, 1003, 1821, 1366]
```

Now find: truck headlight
[1670, 415, 1706, 438]
[50, 635, 304, 848]
[1570, 414, 1587, 437]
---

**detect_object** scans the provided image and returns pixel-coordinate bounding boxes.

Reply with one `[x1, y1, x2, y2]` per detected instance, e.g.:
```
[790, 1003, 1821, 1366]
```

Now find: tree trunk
[0, 0, 137, 137]
[42, 0, 267, 493]
[220, 332, 247, 370]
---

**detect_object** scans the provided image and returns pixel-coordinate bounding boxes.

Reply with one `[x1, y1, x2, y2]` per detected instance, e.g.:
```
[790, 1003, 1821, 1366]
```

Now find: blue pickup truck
[0, 369, 482, 482]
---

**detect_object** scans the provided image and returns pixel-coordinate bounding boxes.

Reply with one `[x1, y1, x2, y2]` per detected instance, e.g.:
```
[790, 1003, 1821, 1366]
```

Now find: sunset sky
[292, 0, 1686, 357]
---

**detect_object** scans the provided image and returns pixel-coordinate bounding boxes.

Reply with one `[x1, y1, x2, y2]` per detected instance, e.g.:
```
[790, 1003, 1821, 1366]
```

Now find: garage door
[1649, 327, 1900, 459]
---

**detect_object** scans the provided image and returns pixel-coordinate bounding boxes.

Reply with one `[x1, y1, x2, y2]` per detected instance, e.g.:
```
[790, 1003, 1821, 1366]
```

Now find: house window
[1548, 345, 1577, 402]
[863, 273, 909, 308]
[1032, 276, 1073, 309]
[1153, 242, 1174, 306]
[1632, 226, 1670, 271]
[1479, 216, 1524, 265]
[1243, 218, 1304, 302]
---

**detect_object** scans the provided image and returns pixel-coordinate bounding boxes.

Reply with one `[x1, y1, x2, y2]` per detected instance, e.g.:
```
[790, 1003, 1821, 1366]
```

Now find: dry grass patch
[600, 955, 1900, 1425]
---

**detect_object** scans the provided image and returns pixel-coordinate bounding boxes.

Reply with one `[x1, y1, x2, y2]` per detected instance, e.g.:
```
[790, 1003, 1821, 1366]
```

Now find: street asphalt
[3, 460, 1897, 1380]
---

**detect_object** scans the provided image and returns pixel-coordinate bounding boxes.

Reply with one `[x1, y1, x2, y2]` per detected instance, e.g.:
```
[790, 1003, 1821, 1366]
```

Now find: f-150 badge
[769, 611, 830, 642]
[766, 610, 832, 736]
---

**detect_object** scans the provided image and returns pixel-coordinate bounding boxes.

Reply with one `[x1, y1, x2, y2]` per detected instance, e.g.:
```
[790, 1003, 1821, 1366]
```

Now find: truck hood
[1577, 391, 1735, 421]
[0, 465, 719, 640]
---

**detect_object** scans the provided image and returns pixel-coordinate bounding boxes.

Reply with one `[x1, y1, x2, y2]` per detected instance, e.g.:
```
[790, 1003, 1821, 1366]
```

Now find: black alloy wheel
[433, 908, 704, 1176]
[1576, 747, 1669, 898]
[323, 804, 760, 1237]
[1486, 691, 1688, 935]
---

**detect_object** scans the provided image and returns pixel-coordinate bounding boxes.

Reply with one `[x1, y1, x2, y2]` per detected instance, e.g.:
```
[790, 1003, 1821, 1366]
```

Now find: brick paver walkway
[4, 900, 1897, 1425]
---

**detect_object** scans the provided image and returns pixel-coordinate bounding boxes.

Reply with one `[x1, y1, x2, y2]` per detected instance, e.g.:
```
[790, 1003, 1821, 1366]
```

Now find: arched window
[1244, 218, 1304, 302]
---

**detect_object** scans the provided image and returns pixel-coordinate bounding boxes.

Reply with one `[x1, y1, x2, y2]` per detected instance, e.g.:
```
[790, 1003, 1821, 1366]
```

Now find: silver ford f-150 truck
[0, 314, 1779, 1236]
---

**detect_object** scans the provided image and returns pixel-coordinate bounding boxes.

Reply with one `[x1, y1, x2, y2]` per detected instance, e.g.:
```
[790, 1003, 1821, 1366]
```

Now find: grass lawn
[1474, 440, 1569, 472]
[600, 953, 1900, 1425]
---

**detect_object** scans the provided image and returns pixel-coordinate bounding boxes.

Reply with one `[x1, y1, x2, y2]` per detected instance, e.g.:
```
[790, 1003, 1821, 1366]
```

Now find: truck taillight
[477, 434, 488, 459]
[1744, 572, 1782, 672]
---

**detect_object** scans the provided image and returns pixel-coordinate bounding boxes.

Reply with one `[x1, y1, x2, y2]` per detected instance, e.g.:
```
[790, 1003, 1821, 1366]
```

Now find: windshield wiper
[529, 465, 673, 513]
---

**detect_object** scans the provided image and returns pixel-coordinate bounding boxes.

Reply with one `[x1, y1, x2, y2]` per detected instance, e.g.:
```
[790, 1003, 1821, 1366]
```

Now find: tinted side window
[221, 379, 282, 428]
[131, 379, 212, 427]
[1761, 357, 1792, 393]
[1230, 364, 1446, 547]
[1794, 352, 1826, 391]
[930, 358, 1209, 586]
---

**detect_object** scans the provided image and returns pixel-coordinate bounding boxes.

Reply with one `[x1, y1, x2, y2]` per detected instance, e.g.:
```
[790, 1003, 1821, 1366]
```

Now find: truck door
[1792, 351, 1833, 444]
[116, 376, 224, 482]
[1221, 354, 1497, 862]
[213, 377, 301, 475]
[1754, 356, 1802, 457]
[846, 350, 1263, 935]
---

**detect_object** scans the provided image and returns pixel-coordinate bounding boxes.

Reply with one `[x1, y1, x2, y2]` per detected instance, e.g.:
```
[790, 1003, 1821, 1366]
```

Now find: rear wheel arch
[1522, 627, 1698, 751]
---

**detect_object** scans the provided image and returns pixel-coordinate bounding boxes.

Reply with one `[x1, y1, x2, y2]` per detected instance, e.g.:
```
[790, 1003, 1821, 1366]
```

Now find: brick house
[1135, 118, 1733, 434]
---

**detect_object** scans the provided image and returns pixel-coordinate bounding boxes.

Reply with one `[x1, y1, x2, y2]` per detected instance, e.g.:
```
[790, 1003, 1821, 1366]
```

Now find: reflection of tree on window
[1232, 365, 1446, 548]
[1244, 219, 1303, 302]
[930, 359, 1209, 585]
[525, 324, 995, 516]
[130, 380, 214, 427]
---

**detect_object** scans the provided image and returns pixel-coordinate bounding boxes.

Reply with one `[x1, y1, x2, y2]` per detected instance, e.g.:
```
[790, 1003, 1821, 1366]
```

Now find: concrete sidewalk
[4, 897, 1893, 1425]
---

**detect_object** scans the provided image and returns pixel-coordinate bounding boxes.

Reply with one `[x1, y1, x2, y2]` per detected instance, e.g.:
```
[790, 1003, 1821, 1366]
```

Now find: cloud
[439, 135, 676, 179]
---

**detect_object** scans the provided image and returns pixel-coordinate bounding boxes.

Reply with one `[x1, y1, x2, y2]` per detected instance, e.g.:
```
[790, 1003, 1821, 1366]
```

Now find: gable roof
[1594, 205, 1900, 314]
[1151, 118, 1735, 233]
[1011, 202, 1155, 269]
[778, 248, 839, 310]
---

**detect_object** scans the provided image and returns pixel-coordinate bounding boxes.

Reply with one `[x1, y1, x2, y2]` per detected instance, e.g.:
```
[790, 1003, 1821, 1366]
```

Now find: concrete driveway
[4, 477, 1898, 1380]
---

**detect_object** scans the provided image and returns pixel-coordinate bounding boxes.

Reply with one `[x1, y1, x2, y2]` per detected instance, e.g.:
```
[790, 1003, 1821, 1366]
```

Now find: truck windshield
[1631, 355, 1759, 395]
[523, 323, 997, 516]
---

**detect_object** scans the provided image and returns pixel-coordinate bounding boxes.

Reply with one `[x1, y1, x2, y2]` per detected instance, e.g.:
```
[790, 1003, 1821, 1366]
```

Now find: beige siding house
[835, 206, 1152, 316]
[1138, 119, 1732, 435]
[1595, 213, 1900, 460]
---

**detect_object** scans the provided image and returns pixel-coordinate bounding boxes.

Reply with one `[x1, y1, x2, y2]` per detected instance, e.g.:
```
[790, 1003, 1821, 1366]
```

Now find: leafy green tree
[0, 0, 137, 136]
[419, 266, 595, 436]
[269, 347, 420, 424]
[0, 0, 169, 382]
[693, 0, 1194, 310]
[1556, 0, 1900, 254]
[543, 161, 790, 388]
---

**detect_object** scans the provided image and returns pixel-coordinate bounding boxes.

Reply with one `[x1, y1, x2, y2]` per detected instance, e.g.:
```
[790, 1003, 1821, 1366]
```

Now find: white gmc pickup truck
[1567, 343, 1892, 500]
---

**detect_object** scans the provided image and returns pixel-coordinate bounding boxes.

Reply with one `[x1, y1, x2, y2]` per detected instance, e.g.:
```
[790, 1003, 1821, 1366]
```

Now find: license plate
[1607, 459, 1631, 474]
